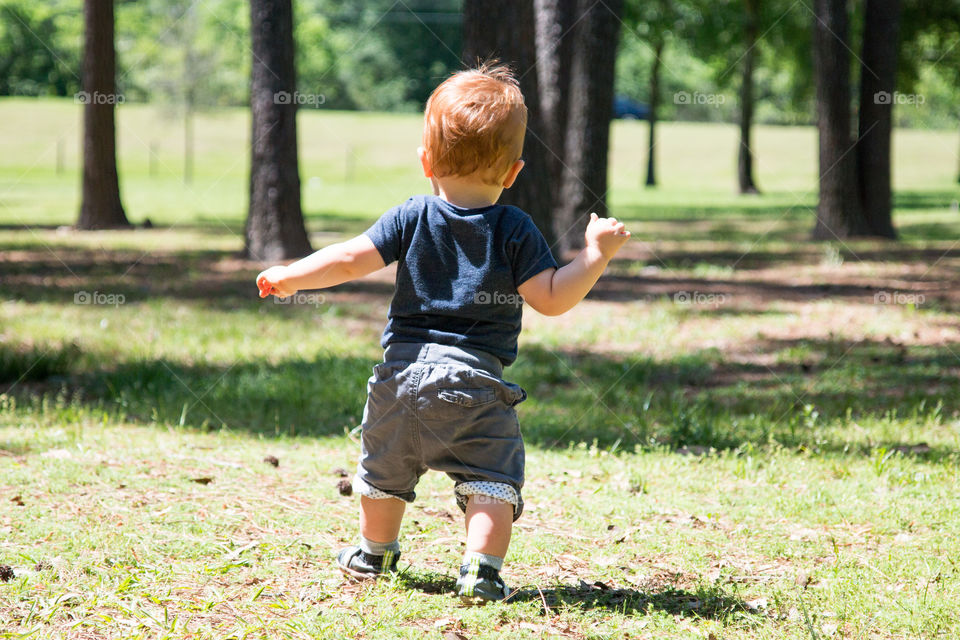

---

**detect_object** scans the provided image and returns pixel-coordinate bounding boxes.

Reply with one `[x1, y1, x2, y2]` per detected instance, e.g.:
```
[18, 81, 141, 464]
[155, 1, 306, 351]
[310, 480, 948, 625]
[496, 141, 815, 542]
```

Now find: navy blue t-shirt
[364, 194, 558, 366]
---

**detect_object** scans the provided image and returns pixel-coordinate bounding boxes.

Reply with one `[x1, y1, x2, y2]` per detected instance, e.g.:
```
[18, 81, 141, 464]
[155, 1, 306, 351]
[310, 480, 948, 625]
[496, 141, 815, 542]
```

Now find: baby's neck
[433, 175, 504, 209]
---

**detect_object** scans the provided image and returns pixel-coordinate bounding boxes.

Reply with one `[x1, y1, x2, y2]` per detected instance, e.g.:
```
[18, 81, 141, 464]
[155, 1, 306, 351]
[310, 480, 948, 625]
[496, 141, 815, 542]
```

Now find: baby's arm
[256, 234, 386, 298]
[518, 213, 630, 316]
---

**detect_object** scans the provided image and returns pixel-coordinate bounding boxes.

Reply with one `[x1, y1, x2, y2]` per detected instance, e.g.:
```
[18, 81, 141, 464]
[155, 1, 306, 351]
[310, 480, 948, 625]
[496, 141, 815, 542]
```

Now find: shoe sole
[338, 564, 388, 580]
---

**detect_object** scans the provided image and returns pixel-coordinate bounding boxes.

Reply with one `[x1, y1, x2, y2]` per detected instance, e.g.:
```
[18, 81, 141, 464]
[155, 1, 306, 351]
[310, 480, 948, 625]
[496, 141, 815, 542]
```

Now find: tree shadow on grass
[393, 569, 753, 620]
[4, 337, 959, 460]
[512, 342, 960, 458]
[0, 239, 395, 312]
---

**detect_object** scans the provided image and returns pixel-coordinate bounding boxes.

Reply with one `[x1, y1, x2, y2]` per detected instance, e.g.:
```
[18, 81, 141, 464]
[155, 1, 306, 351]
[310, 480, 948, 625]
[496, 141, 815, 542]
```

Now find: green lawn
[2, 99, 960, 638]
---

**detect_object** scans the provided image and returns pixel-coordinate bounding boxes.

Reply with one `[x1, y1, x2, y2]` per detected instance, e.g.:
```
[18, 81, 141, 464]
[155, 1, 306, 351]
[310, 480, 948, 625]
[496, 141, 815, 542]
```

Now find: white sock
[462, 550, 503, 571]
[360, 535, 400, 556]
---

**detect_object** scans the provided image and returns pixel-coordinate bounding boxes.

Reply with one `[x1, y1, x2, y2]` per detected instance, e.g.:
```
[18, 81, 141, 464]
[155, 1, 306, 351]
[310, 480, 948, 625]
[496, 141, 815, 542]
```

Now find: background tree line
[12, 0, 960, 254]
[4, 0, 959, 128]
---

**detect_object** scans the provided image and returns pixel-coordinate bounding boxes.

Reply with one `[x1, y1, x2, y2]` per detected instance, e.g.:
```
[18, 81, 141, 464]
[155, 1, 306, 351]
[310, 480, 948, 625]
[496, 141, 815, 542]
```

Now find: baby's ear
[417, 147, 433, 178]
[502, 159, 525, 189]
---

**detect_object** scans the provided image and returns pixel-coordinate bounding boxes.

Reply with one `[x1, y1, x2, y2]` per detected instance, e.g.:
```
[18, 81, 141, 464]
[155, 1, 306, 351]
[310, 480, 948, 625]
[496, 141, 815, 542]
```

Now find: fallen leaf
[795, 571, 814, 588]
[433, 618, 457, 629]
[332, 467, 349, 477]
[263, 455, 279, 467]
[191, 477, 214, 485]
[10, 495, 24, 506]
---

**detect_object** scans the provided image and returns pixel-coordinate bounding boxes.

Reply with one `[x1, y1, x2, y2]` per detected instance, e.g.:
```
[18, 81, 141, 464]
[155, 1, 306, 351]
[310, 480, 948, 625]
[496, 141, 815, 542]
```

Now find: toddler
[256, 62, 630, 604]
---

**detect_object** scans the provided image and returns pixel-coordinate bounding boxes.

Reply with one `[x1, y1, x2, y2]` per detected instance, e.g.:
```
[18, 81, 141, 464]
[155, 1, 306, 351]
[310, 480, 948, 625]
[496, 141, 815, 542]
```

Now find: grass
[2, 98, 960, 638]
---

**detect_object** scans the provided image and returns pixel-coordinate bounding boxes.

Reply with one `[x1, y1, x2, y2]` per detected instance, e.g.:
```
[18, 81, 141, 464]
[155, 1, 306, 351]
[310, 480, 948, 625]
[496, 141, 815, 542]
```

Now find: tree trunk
[555, 0, 624, 253]
[737, 0, 761, 195]
[534, 0, 575, 196]
[77, 0, 129, 230]
[462, 0, 556, 246]
[645, 39, 664, 188]
[245, 0, 311, 261]
[812, 0, 868, 239]
[856, 0, 900, 238]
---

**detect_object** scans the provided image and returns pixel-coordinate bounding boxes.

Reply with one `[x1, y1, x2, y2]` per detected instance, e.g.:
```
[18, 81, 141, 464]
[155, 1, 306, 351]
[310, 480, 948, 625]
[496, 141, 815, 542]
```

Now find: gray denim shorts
[354, 342, 527, 520]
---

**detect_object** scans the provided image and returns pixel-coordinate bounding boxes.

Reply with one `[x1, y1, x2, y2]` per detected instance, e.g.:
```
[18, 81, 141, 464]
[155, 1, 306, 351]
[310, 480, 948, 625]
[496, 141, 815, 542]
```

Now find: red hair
[422, 62, 527, 185]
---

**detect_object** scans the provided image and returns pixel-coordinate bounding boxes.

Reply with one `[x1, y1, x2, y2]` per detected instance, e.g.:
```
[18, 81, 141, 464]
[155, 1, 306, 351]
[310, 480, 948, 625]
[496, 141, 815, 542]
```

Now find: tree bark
[462, 0, 556, 246]
[555, 0, 624, 253]
[812, 0, 868, 239]
[77, 0, 129, 230]
[856, 0, 900, 238]
[245, 0, 311, 261]
[645, 39, 664, 188]
[534, 0, 575, 196]
[737, 0, 761, 195]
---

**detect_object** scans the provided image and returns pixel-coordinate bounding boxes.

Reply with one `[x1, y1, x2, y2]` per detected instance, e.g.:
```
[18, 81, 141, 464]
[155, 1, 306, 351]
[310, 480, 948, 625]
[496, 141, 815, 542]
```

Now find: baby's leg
[337, 494, 406, 578]
[465, 495, 513, 557]
[360, 494, 406, 543]
[458, 495, 513, 602]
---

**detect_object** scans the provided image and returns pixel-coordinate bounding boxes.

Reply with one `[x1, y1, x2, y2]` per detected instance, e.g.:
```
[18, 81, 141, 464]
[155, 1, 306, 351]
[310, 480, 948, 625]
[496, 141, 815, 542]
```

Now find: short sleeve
[508, 214, 559, 288]
[364, 203, 406, 265]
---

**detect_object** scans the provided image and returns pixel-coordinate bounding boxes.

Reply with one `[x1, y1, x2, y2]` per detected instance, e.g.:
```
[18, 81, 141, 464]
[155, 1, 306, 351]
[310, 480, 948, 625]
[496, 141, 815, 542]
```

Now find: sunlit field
[2, 98, 960, 638]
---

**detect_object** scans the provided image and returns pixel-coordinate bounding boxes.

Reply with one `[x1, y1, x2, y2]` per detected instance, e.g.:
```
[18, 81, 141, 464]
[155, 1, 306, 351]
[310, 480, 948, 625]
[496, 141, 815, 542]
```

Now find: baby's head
[421, 62, 527, 187]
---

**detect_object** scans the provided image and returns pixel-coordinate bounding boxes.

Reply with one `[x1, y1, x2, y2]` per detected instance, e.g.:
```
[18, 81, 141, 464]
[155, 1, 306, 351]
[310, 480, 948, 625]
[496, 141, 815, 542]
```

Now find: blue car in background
[612, 95, 650, 120]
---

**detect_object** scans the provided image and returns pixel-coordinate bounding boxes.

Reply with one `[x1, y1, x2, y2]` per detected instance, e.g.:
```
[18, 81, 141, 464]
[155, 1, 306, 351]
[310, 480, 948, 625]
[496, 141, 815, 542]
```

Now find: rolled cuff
[455, 481, 523, 521]
[353, 474, 413, 503]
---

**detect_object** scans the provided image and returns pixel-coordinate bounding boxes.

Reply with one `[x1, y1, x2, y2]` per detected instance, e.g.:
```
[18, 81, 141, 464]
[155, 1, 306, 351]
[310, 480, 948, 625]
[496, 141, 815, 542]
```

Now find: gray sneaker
[456, 562, 509, 604]
[336, 546, 399, 579]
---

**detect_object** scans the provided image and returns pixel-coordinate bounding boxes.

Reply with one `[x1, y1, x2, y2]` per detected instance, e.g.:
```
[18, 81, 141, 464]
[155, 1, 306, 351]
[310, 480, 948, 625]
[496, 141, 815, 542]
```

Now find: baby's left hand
[585, 212, 631, 260]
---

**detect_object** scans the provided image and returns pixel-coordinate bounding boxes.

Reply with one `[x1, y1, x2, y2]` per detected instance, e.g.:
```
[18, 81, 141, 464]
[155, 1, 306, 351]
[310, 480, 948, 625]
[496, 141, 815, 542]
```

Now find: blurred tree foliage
[0, 0, 956, 126]
[0, 0, 82, 97]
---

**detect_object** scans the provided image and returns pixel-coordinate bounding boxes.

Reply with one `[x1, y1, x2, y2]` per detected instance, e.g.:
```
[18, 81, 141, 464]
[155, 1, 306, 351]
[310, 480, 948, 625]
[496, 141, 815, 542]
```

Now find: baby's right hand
[256, 265, 297, 299]
[585, 212, 631, 259]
